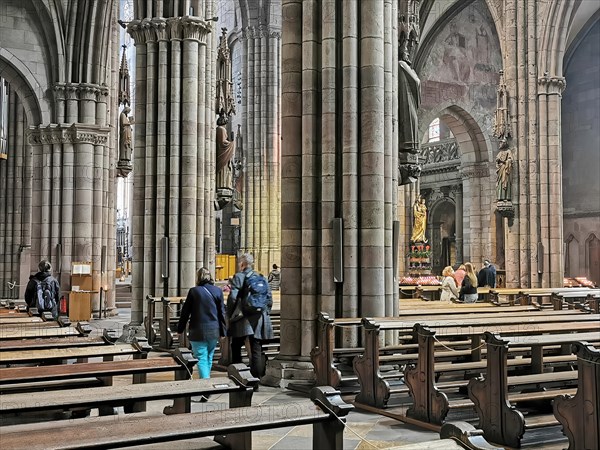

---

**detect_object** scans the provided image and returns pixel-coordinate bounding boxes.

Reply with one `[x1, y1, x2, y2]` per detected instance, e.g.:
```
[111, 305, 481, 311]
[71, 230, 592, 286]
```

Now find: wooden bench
[0, 322, 91, 340]
[553, 342, 600, 450]
[403, 323, 599, 426]
[0, 386, 353, 450]
[353, 312, 600, 410]
[0, 330, 115, 351]
[0, 348, 197, 394]
[310, 306, 574, 389]
[0, 339, 152, 365]
[0, 316, 44, 325]
[0, 363, 258, 417]
[387, 421, 502, 450]
[468, 332, 600, 448]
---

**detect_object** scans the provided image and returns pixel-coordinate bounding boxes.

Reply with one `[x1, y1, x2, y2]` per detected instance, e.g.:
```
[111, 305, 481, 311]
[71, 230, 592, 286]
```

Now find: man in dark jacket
[177, 268, 226, 379]
[24, 260, 60, 318]
[227, 253, 274, 378]
[477, 260, 496, 288]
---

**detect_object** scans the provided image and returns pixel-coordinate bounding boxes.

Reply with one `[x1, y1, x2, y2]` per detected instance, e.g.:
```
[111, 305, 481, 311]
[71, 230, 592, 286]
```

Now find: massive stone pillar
[128, 2, 216, 325]
[239, 25, 282, 275]
[499, 0, 570, 287]
[266, 0, 398, 387]
[29, 93, 113, 313]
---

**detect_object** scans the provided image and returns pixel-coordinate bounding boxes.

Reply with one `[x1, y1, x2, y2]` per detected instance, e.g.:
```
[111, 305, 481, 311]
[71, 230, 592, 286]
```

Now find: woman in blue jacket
[177, 268, 226, 379]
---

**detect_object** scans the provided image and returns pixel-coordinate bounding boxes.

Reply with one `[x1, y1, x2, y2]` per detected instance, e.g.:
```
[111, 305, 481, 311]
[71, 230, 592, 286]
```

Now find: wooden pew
[468, 332, 600, 448]
[0, 348, 197, 392]
[0, 363, 258, 417]
[310, 306, 578, 389]
[403, 324, 599, 426]
[353, 313, 600, 410]
[0, 322, 91, 340]
[0, 316, 44, 325]
[387, 421, 502, 450]
[0, 330, 115, 351]
[553, 342, 600, 450]
[0, 386, 353, 450]
[0, 340, 151, 365]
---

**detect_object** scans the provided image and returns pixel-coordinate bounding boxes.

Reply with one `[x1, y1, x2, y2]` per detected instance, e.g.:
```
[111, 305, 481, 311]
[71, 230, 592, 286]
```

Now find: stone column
[239, 25, 281, 275]
[128, 12, 214, 325]
[453, 184, 464, 263]
[499, 0, 567, 287]
[266, 0, 398, 387]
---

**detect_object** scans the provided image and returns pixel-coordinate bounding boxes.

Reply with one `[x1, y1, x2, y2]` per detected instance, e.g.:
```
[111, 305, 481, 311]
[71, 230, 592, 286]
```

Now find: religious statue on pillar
[117, 45, 133, 178]
[410, 196, 428, 243]
[214, 28, 236, 211]
[496, 138, 513, 201]
[398, 1, 422, 186]
[493, 70, 515, 217]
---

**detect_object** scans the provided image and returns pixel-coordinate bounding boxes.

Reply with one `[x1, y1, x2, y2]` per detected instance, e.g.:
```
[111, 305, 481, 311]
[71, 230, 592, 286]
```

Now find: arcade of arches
[0, 0, 598, 385]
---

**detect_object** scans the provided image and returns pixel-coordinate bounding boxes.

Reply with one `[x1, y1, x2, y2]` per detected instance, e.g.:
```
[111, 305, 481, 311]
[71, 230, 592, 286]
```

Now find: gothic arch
[419, 103, 491, 165]
[0, 50, 46, 125]
[538, 0, 598, 77]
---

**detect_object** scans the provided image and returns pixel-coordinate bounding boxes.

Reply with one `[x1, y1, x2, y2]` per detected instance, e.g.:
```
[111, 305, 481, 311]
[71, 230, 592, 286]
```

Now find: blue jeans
[190, 339, 218, 379]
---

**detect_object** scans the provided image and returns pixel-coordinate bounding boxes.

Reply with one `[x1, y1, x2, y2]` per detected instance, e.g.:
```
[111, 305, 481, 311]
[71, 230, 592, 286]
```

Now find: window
[0, 78, 8, 155]
[428, 118, 440, 143]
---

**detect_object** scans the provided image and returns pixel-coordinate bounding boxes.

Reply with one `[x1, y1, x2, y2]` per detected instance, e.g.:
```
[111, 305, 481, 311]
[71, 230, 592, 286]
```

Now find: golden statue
[410, 196, 428, 243]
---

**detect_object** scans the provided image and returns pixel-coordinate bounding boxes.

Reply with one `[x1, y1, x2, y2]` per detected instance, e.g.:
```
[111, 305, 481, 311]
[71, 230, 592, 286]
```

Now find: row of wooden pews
[0, 300, 353, 449]
[309, 297, 599, 448]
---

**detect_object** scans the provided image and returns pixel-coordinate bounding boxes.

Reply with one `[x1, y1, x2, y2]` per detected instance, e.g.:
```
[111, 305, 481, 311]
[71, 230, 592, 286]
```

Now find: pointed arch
[0, 50, 46, 125]
[419, 103, 491, 165]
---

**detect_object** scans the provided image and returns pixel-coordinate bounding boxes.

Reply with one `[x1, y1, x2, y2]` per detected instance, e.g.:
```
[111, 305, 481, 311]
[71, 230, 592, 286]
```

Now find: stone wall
[562, 17, 600, 283]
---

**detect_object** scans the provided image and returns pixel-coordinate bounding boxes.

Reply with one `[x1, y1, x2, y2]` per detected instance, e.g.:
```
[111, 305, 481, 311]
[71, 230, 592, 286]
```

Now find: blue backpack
[36, 279, 56, 314]
[242, 271, 270, 315]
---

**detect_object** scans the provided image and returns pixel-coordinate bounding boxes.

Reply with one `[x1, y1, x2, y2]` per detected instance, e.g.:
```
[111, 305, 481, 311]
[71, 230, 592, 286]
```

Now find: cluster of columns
[239, 25, 281, 275]
[0, 84, 31, 299]
[28, 82, 116, 313]
[267, 0, 400, 386]
[500, 0, 567, 287]
[128, 3, 217, 324]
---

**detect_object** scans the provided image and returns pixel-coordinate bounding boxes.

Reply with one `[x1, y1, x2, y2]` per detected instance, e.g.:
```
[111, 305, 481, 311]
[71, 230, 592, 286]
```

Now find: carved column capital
[78, 84, 100, 101]
[152, 19, 169, 42]
[167, 18, 183, 41]
[181, 17, 212, 43]
[538, 75, 566, 95]
[28, 124, 110, 145]
[127, 20, 148, 45]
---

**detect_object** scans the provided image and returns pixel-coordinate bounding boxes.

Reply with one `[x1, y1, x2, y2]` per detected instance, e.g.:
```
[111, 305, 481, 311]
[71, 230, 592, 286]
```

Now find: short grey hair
[38, 260, 52, 273]
[196, 267, 212, 285]
[239, 253, 254, 268]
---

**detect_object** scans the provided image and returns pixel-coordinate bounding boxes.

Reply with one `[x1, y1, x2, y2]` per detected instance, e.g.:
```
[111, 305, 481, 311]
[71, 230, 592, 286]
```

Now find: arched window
[0, 78, 8, 157]
[428, 117, 440, 143]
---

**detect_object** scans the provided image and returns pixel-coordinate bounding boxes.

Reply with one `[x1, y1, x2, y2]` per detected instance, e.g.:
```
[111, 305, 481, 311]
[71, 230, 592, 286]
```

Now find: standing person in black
[24, 260, 60, 318]
[268, 264, 281, 291]
[177, 268, 226, 379]
[227, 253, 274, 378]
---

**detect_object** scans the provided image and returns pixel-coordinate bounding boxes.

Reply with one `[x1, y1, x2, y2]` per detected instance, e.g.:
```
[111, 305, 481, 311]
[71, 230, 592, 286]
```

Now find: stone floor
[11, 308, 566, 449]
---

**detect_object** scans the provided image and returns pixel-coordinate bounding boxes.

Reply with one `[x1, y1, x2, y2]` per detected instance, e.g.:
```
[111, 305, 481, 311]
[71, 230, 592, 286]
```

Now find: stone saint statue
[496, 139, 513, 201]
[411, 196, 428, 243]
[119, 106, 133, 163]
[216, 113, 234, 191]
[399, 61, 421, 154]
